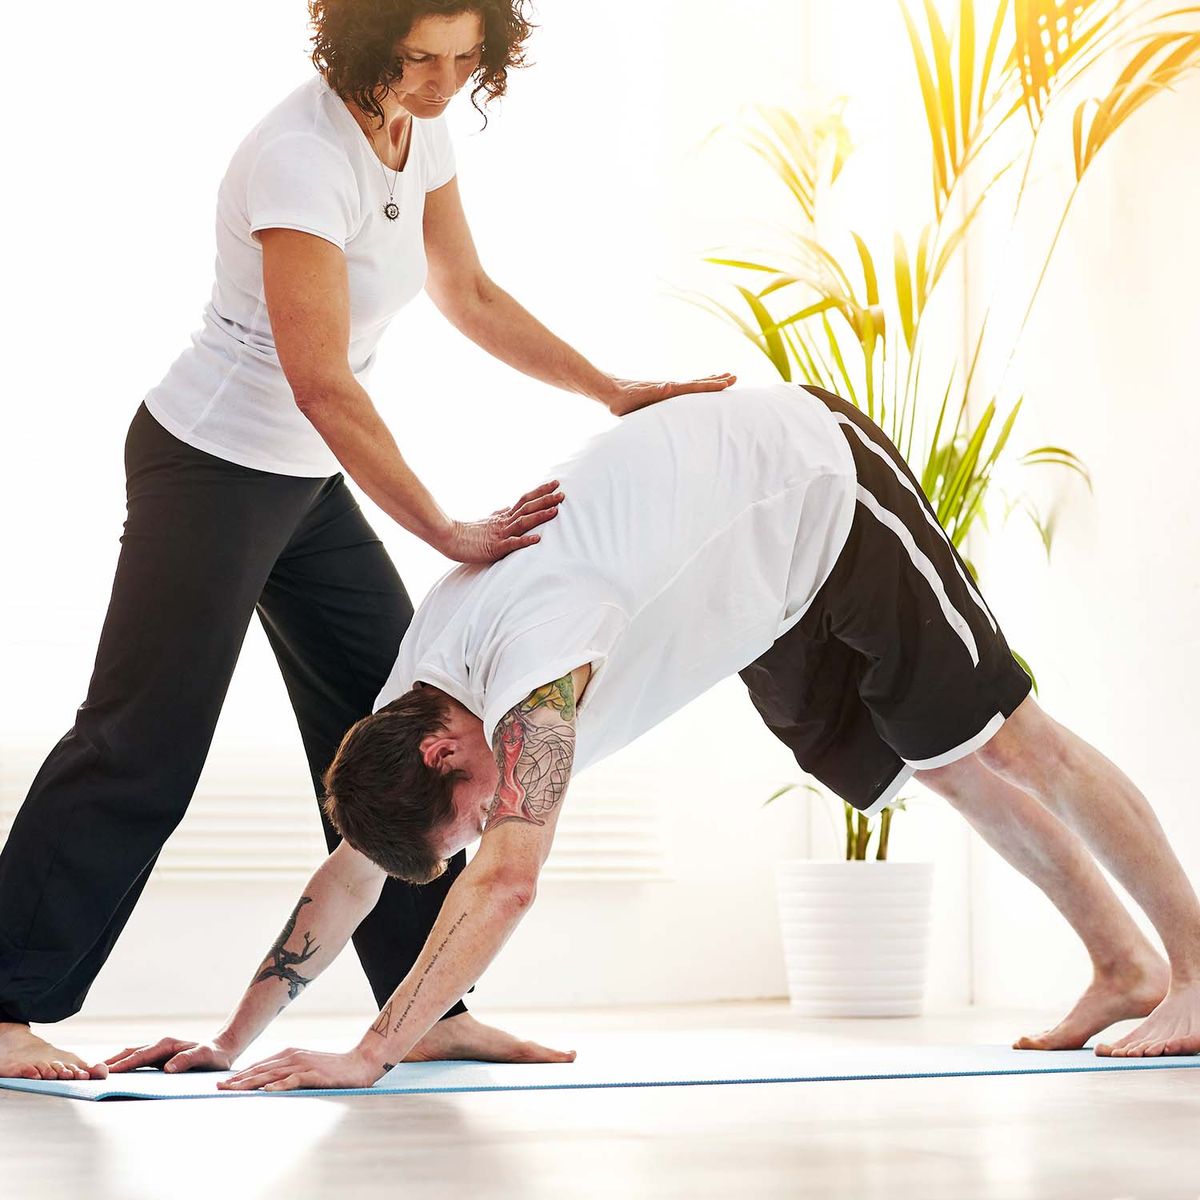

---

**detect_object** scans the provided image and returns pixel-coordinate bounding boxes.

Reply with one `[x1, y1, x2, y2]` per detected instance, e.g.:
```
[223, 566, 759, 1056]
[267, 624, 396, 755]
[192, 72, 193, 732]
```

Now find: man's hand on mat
[402, 1012, 576, 1065]
[218, 1046, 379, 1092]
[443, 479, 564, 564]
[104, 1036, 237, 1074]
[602, 372, 737, 418]
[218, 1016, 577, 1092]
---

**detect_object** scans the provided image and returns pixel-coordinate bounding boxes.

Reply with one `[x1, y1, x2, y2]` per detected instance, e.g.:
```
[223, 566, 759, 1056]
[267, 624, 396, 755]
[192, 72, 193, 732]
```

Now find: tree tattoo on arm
[486, 672, 577, 830]
[251, 895, 321, 1001]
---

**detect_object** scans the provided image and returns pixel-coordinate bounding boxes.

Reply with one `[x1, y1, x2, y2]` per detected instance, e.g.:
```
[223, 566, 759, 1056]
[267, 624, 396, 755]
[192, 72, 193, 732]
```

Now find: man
[109, 383, 1198, 1091]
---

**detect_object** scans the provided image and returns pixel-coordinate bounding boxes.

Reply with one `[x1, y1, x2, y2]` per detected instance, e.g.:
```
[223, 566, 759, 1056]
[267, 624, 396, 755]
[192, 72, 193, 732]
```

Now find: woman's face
[390, 10, 486, 116]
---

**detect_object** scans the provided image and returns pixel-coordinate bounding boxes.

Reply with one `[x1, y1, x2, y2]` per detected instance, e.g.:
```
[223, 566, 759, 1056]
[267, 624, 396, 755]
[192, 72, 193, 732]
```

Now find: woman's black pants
[0, 404, 467, 1025]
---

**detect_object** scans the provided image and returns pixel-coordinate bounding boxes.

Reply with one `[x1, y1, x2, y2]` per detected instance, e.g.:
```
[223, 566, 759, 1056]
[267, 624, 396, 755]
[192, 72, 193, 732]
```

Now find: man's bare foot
[0, 1022, 109, 1080]
[1095, 978, 1200, 1057]
[1012, 955, 1170, 1051]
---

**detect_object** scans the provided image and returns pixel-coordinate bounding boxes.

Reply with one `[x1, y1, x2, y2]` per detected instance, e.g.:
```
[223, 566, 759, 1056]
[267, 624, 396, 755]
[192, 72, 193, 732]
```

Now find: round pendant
[383, 201, 400, 221]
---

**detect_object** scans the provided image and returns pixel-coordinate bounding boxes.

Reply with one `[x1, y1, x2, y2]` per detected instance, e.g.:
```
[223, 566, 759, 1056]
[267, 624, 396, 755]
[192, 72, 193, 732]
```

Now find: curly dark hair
[322, 685, 465, 884]
[307, 0, 537, 129]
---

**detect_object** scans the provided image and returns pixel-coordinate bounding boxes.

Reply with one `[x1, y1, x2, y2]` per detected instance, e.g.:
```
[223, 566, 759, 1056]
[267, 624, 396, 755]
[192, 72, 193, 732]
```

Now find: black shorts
[739, 385, 1032, 815]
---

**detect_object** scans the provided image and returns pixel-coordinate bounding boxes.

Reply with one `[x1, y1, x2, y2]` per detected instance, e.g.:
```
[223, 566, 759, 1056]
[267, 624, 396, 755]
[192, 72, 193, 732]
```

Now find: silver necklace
[379, 161, 401, 220]
[375, 119, 412, 221]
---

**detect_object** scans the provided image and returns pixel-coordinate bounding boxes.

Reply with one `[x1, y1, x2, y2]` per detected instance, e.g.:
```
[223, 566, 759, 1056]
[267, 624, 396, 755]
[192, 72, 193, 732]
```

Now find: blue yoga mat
[3, 1030, 1197, 1101]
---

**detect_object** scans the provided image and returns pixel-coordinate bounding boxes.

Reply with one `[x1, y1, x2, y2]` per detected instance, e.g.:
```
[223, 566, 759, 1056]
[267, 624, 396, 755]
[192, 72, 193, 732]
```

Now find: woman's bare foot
[1095, 978, 1200, 1056]
[0, 1022, 109, 1080]
[1013, 955, 1170, 1051]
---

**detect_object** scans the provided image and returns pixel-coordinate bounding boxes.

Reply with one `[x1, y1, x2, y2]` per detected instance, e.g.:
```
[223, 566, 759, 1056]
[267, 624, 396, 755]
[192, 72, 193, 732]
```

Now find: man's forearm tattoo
[369, 1000, 393, 1039]
[487, 673, 576, 829]
[390, 910, 468, 1036]
[252, 895, 321, 1001]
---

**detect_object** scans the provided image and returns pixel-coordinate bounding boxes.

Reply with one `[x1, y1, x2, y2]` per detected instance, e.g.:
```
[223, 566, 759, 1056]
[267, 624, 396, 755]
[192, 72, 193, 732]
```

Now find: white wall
[1, 0, 983, 1022]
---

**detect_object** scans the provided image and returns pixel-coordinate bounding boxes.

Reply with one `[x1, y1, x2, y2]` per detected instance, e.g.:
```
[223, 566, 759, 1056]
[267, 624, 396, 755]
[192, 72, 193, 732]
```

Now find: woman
[0, 0, 735, 1080]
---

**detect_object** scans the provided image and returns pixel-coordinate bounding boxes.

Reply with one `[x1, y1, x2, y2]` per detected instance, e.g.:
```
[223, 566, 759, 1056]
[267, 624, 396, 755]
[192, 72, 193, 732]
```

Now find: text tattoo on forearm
[367, 910, 470, 1040]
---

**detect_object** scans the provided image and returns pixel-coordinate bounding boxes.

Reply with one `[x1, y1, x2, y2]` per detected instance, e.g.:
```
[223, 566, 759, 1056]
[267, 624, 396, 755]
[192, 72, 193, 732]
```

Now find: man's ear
[419, 734, 457, 773]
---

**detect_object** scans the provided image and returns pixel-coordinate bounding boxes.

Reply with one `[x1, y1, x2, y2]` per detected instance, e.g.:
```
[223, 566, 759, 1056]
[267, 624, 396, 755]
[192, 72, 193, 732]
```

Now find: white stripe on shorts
[860, 762, 917, 818]
[904, 712, 1007, 770]
[855, 485, 981, 667]
[834, 413, 998, 633]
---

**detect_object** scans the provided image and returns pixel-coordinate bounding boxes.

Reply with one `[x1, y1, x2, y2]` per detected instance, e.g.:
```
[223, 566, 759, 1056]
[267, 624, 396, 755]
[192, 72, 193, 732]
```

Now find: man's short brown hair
[322, 685, 464, 883]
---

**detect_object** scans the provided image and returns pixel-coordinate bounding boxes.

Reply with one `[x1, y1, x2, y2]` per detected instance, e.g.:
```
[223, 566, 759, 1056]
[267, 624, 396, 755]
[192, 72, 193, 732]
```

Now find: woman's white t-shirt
[143, 74, 456, 477]
[375, 384, 858, 775]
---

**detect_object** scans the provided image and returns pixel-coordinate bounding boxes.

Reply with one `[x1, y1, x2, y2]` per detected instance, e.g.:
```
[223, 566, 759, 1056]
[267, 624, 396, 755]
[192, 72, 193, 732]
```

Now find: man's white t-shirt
[143, 74, 456, 477]
[376, 383, 858, 774]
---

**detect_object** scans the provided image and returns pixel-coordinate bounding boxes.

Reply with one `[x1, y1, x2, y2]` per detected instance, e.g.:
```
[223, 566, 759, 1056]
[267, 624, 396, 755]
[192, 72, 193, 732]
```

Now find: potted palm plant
[687, 0, 1200, 1015]
[767, 784, 933, 1016]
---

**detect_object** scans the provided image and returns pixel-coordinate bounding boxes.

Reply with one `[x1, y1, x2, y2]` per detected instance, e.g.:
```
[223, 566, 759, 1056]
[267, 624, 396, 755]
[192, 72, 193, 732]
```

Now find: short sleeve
[424, 115, 457, 192]
[246, 131, 359, 249]
[478, 605, 628, 747]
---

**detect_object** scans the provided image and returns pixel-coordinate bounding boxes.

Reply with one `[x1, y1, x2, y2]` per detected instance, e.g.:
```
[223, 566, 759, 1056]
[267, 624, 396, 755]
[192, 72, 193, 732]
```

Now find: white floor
[4, 1000, 1199, 1200]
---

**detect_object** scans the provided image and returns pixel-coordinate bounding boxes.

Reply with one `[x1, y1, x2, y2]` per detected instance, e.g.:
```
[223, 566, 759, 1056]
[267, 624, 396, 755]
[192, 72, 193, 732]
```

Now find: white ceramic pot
[774, 860, 935, 1017]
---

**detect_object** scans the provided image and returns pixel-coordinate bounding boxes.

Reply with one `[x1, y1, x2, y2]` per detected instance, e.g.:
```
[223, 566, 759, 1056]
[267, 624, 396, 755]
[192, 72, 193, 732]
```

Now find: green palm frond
[1019, 496, 1058, 559]
[954, 396, 1024, 539]
[851, 232, 881, 307]
[900, 0, 1024, 218]
[978, 0, 1015, 115]
[1011, 649, 1040, 694]
[1073, 23, 1200, 178]
[918, 363, 957, 497]
[1021, 445, 1094, 490]
[737, 286, 791, 380]
[1010, 0, 1112, 125]
[927, 151, 1021, 296]
[721, 101, 854, 224]
[901, 0, 955, 215]
[937, 398, 996, 527]
[821, 311, 860, 405]
[894, 232, 917, 353]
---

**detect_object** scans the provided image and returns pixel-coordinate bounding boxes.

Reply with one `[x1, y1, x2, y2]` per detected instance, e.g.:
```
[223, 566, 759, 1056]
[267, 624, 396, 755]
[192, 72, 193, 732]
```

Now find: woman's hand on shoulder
[601, 372, 737, 417]
[443, 480, 565, 564]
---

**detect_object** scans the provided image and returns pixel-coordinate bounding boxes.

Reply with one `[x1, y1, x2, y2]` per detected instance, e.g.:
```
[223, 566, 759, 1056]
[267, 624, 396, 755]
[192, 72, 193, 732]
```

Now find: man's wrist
[211, 1030, 246, 1061]
[354, 1032, 401, 1076]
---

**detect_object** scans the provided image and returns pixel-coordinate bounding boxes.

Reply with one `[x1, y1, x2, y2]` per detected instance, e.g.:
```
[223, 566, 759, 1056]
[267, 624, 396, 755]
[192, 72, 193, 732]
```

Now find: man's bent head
[322, 684, 497, 883]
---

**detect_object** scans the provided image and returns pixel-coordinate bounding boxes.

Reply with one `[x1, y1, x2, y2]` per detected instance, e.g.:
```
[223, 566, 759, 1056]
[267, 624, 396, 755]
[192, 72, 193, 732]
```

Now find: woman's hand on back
[602, 372, 737, 418]
[443, 479, 564, 564]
